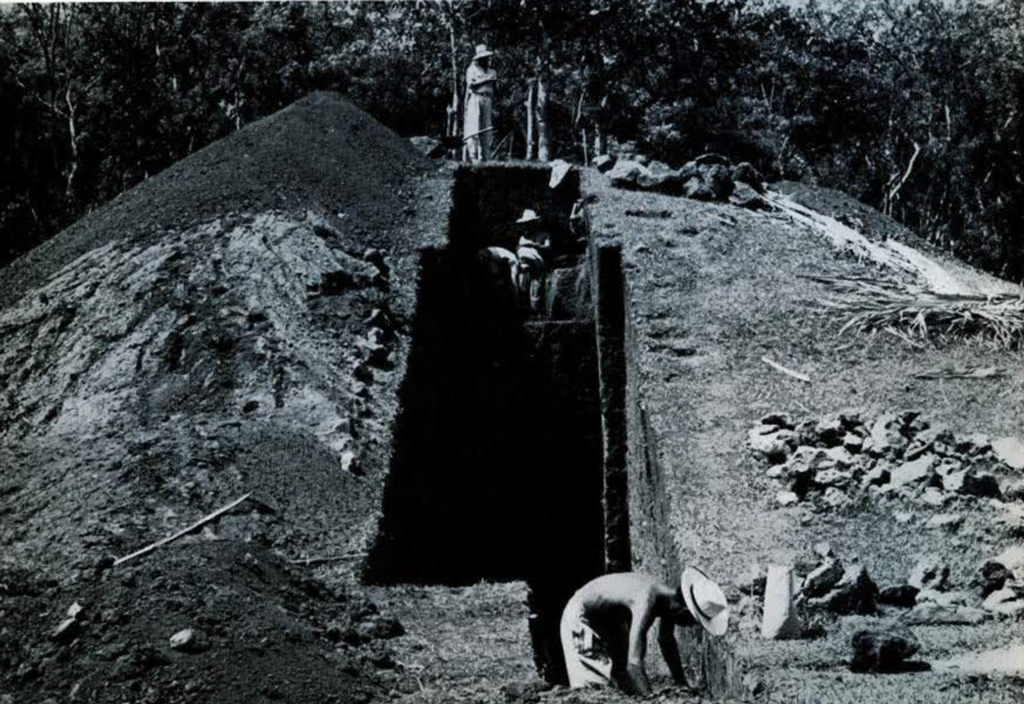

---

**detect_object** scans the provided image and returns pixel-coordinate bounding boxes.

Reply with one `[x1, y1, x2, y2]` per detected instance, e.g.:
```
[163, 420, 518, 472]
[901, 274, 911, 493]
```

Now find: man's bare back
[562, 572, 693, 695]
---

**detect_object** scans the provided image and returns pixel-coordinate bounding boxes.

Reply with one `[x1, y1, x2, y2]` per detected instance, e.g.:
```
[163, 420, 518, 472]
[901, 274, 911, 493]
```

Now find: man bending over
[560, 568, 729, 696]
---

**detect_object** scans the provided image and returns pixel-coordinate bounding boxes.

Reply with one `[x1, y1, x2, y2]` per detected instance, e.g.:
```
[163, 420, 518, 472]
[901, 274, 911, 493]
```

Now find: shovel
[428, 127, 495, 158]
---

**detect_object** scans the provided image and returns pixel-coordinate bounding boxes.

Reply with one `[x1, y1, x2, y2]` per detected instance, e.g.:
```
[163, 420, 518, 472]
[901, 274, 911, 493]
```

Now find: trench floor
[362, 582, 536, 699]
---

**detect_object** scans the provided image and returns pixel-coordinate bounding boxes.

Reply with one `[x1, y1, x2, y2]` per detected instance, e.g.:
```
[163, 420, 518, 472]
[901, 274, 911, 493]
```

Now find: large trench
[365, 163, 710, 687]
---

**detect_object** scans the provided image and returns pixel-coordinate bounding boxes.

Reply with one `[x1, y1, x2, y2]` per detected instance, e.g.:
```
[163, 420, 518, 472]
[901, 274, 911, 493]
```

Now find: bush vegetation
[1, 0, 1021, 279]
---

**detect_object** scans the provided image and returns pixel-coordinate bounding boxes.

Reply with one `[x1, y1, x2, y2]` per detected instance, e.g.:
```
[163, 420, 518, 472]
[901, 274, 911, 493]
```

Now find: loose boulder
[982, 586, 1024, 616]
[607, 160, 649, 189]
[849, 627, 921, 672]
[802, 559, 845, 598]
[960, 471, 1001, 499]
[993, 437, 1024, 470]
[592, 154, 617, 173]
[637, 169, 684, 196]
[809, 565, 878, 615]
[700, 164, 734, 200]
[729, 182, 771, 211]
[975, 560, 1014, 597]
[878, 584, 919, 608]
[730, 162, 764, 193]
[903, 603, 987, 626]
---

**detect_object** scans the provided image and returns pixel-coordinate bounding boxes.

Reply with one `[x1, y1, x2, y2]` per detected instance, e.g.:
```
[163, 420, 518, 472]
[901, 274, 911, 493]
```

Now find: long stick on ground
[761, 356, 811, 383]
[113, 493, 253, 566]
[288, 552, 367, 566]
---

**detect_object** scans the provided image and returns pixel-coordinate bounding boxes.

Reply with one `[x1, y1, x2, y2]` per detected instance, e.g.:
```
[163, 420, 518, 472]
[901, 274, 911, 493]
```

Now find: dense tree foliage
[1, 0, 1021, 279]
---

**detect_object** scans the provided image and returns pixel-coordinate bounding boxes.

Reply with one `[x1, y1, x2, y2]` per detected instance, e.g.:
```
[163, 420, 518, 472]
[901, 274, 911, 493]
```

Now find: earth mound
[0, 91, 431, 311]
[0, 93, 447, 702]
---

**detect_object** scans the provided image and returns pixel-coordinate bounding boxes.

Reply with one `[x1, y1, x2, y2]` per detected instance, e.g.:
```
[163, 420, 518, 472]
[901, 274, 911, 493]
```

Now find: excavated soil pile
[0, 93, 447, 702]
[0, 91, 431, 311]
[0, 542, 400, 704]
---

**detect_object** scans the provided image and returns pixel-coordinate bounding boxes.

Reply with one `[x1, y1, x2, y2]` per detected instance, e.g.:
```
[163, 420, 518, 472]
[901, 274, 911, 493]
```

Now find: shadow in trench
[365, 244, 605, 683]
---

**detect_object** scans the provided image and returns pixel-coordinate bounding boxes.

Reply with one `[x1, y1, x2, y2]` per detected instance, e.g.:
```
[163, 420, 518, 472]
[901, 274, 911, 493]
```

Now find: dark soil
[0, 93, 449, 703]
[0, 541, 398, 703]
[0, 92, 433, 312]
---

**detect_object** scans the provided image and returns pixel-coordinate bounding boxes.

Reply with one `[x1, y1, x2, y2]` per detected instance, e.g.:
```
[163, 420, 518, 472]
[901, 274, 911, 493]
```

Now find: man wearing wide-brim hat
[464, 44, 497, 161]
[514, 208, 550, 312]
[560, 568, 729, 695]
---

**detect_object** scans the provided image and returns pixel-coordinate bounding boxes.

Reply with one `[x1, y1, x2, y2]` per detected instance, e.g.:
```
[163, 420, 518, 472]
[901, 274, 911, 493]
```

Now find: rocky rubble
[748, 411, 1019, 514]
[598, 152, 771, 211]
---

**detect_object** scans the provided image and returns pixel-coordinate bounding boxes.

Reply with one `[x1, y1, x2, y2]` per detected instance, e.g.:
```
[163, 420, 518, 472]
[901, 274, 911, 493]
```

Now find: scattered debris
[289, 553, 368, 566]
[914, 365, 1005, 380]
[624, 209, 673, 219]
[761, 356, 811, 383]
[169, 628, 206, 653]
[903, 603, 988, 626]
[113, 493, 253, 566]
[810, 275, 1024, 347]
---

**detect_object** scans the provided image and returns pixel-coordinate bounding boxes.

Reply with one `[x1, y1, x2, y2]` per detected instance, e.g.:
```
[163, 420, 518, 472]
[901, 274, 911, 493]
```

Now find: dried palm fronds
[803, 274, 1024, 348]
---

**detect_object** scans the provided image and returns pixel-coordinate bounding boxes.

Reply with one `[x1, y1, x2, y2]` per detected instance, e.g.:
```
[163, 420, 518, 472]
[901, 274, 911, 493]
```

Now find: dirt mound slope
[0, 541, 402, 703]
[0, 91, 448, 570]
[585, 170, 1024, 703]
[0, 93, 449, 703]
[0, 91, 431, 311]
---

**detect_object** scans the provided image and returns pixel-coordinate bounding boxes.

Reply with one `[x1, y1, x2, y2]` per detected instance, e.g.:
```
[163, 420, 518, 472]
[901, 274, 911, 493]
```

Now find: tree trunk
[525, 79, 536, 160]
[536, 73, 549, 162]
[594, 95, 608, 156]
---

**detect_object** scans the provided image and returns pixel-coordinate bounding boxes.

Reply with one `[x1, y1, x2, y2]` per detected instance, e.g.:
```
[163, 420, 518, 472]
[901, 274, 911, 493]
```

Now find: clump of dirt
[0, 92, 434, 311]
[0, 541, 402, 704]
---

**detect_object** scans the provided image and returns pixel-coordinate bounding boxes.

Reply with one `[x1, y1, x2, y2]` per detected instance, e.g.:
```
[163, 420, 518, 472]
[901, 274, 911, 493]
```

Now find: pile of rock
[748, 411, 1019, 514]
[797, 543, 878, 616]
[870, 549, 1024, 624]
[596, 152, 770, 210]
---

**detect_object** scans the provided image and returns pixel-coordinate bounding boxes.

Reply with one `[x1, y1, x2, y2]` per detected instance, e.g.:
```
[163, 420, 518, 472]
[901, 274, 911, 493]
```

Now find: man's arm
[625, 594, 655, 696]
[657, 620, 687, 686]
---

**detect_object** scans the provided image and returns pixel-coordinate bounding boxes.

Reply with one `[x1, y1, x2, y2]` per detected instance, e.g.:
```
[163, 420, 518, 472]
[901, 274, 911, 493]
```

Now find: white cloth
[561, 593, 614, 689]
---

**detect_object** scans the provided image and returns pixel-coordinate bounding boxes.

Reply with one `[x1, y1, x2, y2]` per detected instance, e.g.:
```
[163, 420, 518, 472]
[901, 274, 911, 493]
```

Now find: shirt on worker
[466, 63, 497, 97]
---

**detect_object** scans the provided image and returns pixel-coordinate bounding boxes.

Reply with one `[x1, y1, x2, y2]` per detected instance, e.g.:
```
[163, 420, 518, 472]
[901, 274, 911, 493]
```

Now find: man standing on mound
[464, 44, 497, 161]
[560, 568, 729, 696]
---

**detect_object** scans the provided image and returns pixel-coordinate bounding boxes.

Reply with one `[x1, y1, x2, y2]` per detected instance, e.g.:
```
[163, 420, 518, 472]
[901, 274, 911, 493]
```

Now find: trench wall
[449, 162, 582, 252]
[600, 243, 743, 699]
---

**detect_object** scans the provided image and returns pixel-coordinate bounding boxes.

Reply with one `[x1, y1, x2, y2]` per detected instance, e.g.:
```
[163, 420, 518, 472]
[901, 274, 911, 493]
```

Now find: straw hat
[516, 209, 542, 225]
[681, 567, 730, 637]
[473, 44, 494, 61]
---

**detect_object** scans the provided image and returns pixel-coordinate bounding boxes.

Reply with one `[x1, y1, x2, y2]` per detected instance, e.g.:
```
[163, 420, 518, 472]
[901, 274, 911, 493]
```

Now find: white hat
[473, 44, 494, 61]
[516, 209, 542, 225]
[681, 567, 730, 637]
